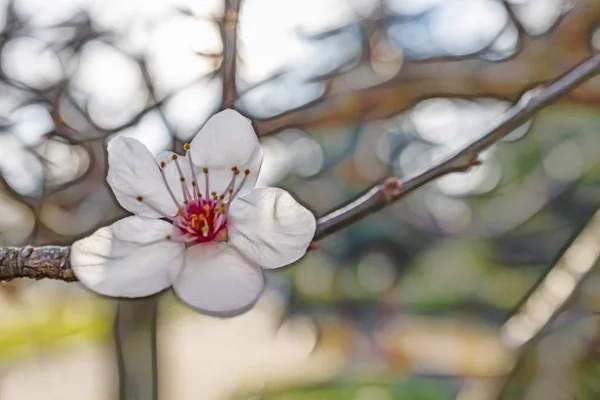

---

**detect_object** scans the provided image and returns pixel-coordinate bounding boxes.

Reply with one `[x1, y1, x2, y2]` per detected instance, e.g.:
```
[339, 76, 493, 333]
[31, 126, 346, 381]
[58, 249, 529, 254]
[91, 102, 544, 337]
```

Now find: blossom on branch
[70, 110, 316, 317]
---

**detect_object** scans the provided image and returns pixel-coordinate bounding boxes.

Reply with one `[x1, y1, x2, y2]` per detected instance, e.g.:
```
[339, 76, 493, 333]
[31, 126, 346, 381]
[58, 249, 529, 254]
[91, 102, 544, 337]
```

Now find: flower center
[175, 197, 229, 243]
[135, 143, 250, 245]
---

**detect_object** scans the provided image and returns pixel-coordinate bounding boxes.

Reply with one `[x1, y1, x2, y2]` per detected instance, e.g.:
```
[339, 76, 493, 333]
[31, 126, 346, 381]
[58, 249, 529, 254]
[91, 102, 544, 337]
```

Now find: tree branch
[456, 209, 600, 400]
[220, 0, 242, 109]
[254, 0, 600, 137]
[1, 52, 600, 281]
[315, 52, 600, 240]
[0, 245, 75, 281]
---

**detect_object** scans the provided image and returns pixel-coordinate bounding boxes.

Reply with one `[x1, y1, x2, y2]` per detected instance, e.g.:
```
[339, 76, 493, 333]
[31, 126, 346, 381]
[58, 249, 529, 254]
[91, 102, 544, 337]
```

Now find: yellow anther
[203, 167, 209, 173]
[160, 161, 166, 168]
[219, 194, 225, 200]
[171, 154, 178, 160]
[244, 169, 250, 175]
[180, 177, 185, 182]
[203, 204, 210, 212]
[183, 143, 190, 151]
[201, 226, 209, 233]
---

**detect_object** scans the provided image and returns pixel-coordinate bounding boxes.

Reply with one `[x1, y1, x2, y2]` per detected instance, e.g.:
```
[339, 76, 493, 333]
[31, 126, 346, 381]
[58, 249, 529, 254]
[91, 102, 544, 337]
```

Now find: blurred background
[3, 0, 600, 399]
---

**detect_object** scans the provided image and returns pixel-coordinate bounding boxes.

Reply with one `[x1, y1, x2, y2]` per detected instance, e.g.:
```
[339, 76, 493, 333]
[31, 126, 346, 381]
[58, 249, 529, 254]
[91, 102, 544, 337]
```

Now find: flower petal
[107, 136, 178, 218]
[228, 187, 316, 269]
[71, 216, 185, 297]
[189, 109, 263, 196]
[173, 243, 264, 317]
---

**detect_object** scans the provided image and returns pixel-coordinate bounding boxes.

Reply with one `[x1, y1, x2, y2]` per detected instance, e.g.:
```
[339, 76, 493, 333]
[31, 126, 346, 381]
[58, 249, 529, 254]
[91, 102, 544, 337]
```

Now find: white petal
[71, 216, 185, 297]
[189, 109, 263, 196]
[173, 243, 264, 317]
[155, 151, 198, 205]
[228, 187, 316, 269]
[107, 136, 178, 218]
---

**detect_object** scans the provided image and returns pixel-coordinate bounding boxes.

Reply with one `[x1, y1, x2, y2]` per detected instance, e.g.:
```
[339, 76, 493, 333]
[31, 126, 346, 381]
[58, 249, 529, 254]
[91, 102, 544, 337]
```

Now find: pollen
[244, 169, 250, 175]
[180, 177, 185, 182]
[183, 143, 190, 151]
[203, 167, 209, 173]
[171, 154, 178, 160]
[160, 161, 166, 168]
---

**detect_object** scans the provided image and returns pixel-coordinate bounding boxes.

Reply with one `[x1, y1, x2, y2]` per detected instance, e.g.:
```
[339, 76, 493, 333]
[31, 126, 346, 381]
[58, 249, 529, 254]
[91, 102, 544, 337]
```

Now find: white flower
[70, 109, 316, 317]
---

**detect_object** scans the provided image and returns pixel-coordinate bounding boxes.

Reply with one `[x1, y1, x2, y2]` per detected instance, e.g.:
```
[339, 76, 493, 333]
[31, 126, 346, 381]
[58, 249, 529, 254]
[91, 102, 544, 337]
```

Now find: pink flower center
[136, 143, 250, 245]
[174, 197, 229, 244]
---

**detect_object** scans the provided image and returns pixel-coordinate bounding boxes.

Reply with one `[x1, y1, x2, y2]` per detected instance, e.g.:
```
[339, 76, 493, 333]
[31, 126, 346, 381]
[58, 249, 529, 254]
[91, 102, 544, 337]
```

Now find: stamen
[181, 235, 201, 244]
[136, 195, 175, 221]
[177, 222, 198, 236]
[201, 216, 210, 234]
[158, 160, 184, 211]
[173, 157, 192, 203]
[184, 143, 199, 201]
[203, 167, 209, 199]
[228, 168, 251, 205]
[213, 213, 224, 231]
[219, 166, 239, 199]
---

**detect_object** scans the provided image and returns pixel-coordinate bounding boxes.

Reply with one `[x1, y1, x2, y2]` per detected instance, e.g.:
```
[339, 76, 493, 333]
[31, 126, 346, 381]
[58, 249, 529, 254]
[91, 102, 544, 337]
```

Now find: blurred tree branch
[220, 0, 242, 109]
[457, 209, 600, 400]
[254, 0, 600, 137]
[2, 51, 600, 281]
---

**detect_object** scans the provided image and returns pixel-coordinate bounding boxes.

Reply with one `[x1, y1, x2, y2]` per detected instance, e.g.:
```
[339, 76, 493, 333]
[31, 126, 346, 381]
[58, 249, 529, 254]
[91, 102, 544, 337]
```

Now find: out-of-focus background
[3, 0, 600, 399]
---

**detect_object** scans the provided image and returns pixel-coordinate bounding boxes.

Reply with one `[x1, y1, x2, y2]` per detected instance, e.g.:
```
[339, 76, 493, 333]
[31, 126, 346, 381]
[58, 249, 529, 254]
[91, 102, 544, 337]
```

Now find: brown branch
[220, 0, 241, 109]
[0, 246, 74, 281]
[314, 51, 600, 240]
[254, 0, 600, 137]
[2, 52, 600, 281]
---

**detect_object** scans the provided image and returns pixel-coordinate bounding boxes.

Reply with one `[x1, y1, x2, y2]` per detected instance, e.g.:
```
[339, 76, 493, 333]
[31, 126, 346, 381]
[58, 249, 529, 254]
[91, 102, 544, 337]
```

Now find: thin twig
[1, 52, 600, 281]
